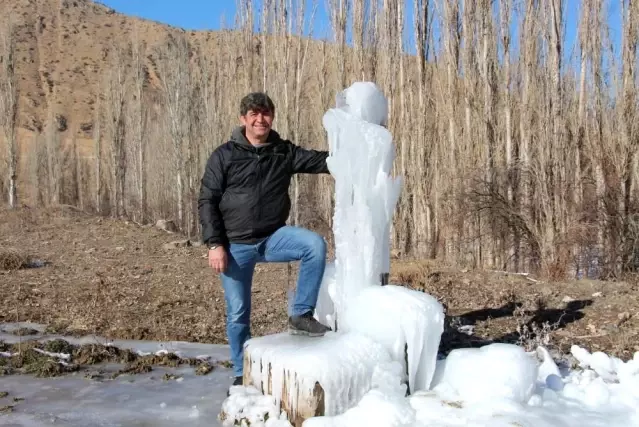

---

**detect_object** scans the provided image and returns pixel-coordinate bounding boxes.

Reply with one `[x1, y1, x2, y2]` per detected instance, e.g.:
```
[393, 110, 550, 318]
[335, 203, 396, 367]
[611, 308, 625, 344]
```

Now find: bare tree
[0, 17, 18, 208]
[130, 27, 148, 222]
[329, 0, 348, 91]
[93, 89, 103, 214]
[104, 45, 128, 218]
[18, 0, 635, 278]
[44, 104, 61, 205]
[157, 33, 193, 228]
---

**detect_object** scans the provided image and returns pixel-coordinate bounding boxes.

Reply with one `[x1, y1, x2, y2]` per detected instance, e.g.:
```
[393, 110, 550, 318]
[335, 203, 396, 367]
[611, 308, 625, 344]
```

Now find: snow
[430, 343, 539, 404]
[221, 386, 292, 427]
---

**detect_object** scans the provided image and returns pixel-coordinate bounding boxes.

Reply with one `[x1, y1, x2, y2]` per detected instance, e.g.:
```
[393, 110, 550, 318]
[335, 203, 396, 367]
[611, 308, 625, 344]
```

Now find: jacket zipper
[255, 147, 263, 238]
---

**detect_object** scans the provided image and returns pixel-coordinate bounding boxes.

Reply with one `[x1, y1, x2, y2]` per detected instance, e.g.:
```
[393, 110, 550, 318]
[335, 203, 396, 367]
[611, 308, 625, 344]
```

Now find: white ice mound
[340, 285, 445, 393]
[244, 332, 393, 417]
[568, 345, 639, 402]
[431, 343, 539, 404]
[221, 386, 292, 427]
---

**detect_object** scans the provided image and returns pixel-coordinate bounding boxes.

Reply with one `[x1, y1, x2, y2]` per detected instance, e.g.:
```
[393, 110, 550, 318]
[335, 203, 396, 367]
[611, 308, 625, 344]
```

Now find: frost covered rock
[431, 343, 539, 404]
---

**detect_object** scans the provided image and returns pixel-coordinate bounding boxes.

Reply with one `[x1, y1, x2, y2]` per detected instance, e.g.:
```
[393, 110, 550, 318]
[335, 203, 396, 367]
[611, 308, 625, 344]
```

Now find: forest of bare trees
[1, 0, 638, 280]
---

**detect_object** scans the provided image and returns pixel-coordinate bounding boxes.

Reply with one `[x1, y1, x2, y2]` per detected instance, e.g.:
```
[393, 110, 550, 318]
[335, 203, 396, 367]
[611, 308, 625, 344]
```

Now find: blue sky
[100, 0, 624, 68]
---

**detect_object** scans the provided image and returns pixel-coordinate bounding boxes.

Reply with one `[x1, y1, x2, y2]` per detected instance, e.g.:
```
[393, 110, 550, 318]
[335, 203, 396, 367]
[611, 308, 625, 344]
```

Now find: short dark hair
[240, 92, 275, 116]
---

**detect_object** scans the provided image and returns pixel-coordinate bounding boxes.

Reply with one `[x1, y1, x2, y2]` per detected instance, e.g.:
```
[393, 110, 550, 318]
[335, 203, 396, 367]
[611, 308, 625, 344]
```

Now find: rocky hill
[1, 0, 230, 140]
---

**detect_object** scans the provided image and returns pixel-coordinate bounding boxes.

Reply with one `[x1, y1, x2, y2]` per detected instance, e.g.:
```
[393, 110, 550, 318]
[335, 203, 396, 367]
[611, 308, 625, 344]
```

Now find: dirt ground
[1, 206, 638, 361]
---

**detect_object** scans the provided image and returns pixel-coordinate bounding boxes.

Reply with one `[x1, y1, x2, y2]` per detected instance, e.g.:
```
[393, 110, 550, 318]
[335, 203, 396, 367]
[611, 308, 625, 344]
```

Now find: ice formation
[340, 285, 444, 392]
[430, 343, 539, 404]
[221, 386, 293, 427]
[321, 81, 402, 324]
[244, 332, 392, 416]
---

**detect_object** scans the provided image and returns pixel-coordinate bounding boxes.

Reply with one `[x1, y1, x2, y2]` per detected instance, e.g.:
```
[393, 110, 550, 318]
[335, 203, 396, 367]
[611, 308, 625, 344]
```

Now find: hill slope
[2, 0, 229, 138]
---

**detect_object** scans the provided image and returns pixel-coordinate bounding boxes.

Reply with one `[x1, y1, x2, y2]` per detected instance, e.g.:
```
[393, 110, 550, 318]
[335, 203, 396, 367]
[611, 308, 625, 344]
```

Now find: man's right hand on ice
[208, 246, 227, 273]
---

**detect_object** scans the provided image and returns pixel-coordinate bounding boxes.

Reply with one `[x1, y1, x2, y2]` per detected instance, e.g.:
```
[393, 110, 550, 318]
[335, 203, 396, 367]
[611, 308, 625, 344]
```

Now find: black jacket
[198, 126, 329, 246]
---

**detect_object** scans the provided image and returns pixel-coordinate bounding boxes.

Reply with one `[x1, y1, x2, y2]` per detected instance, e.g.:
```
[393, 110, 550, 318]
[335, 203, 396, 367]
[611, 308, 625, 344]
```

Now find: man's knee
[304, 231, 327, 259]
[227, 304, 250, 325]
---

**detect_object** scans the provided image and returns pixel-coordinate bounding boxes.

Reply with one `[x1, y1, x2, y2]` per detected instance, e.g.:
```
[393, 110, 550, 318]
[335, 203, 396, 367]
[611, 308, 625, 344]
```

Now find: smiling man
[198, 92, 333, 389]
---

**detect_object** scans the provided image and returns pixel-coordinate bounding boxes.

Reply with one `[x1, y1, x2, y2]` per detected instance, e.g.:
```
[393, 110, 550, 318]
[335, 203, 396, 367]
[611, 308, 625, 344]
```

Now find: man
[198, 92, 332, 388]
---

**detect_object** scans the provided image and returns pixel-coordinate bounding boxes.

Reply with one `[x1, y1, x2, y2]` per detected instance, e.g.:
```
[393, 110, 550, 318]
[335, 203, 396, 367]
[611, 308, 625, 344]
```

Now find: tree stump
[242, 332, 391, 426]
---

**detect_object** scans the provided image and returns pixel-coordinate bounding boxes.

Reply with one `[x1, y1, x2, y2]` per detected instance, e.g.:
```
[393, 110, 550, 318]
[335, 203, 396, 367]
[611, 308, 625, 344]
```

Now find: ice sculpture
[319, 81, 403, 330]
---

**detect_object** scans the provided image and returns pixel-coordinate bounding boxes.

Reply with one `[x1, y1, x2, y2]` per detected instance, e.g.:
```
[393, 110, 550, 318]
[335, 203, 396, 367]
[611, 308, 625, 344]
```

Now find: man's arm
[198, 148, 228, 247]
[291, 143, 330, 174]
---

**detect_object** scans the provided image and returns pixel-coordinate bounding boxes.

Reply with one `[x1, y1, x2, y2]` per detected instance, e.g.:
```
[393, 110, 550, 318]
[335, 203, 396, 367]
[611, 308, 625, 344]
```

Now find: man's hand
[208, 246, 228, 273]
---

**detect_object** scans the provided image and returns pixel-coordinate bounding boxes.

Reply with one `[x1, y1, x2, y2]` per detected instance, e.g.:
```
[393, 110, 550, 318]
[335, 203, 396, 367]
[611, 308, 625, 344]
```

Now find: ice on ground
[244, 331, 393, 416]
[300, 344, 639, 427]
[0, 324, 234, 427]
[0, 324, 230, 362]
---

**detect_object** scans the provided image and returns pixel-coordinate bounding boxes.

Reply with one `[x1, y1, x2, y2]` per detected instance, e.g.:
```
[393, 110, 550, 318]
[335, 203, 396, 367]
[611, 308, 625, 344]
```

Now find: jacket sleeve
[198, 148, 228, 246]
[291, 143, 330, 174]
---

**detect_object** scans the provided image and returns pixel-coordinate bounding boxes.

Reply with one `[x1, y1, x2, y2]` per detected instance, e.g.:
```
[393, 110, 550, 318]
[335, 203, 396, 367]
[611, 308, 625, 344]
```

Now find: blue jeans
[220, 225, 327, 377]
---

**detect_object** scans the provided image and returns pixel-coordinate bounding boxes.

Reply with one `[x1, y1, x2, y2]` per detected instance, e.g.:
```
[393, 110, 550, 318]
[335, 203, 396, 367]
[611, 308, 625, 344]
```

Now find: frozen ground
[0, 322, 232, 427]
[3, 328, 639, 427]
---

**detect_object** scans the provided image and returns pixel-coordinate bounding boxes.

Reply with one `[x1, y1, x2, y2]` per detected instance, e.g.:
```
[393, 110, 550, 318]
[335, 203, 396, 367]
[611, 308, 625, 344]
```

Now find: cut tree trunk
[241, 332, 391, 426]
[243, 356, 325, 427]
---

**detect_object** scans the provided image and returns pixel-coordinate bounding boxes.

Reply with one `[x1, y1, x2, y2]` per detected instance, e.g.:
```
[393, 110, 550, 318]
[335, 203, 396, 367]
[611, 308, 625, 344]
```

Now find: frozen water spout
[320, 82, 402, 329]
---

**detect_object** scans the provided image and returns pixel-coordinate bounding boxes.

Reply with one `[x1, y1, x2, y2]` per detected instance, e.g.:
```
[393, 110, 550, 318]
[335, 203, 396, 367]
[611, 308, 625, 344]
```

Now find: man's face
[240, 109, 274, 139]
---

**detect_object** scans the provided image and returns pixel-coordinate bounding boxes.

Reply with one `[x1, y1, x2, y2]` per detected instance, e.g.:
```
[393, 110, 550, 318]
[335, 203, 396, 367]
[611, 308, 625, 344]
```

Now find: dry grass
[0, 206, 293, 344]
[0, 250, 28, 271]
[1, 207, 639, 363]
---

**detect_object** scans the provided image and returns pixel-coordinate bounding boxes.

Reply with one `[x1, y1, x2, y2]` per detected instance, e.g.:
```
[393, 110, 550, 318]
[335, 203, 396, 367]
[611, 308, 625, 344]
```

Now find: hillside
[2, 0, 231, 139]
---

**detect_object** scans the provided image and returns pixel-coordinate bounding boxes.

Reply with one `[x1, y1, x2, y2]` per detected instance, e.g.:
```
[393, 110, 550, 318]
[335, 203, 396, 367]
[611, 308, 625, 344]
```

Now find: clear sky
[99, 0, 624, 69]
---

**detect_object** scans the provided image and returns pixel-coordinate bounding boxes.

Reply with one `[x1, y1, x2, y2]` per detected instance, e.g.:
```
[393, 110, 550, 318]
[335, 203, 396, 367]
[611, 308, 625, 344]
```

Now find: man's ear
[239, 115, 246, 125]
